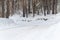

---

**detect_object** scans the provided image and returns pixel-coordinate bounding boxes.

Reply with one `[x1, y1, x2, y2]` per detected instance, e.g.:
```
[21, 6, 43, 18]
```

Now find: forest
[0, 0, 58, 18]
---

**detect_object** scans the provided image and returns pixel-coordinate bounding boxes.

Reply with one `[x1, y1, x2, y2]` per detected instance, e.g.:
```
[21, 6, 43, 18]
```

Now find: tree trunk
[23, 0, 25, 17]
[52, 0, 54, 14]
[12, 0, 14, 14]
[2, 0, 5, 18]
[32, 0, 36, 17]
[28, 0, 31, 13]
[54, 0, 57, 14]
[6, 0, 10, 18]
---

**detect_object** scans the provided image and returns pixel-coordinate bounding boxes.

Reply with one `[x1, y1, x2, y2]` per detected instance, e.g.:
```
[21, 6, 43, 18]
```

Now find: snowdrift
[0, 12, 59, 30]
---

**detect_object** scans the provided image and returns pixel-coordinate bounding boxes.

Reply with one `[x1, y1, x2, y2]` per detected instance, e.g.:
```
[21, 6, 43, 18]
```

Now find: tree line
[1, 0, 58, 18]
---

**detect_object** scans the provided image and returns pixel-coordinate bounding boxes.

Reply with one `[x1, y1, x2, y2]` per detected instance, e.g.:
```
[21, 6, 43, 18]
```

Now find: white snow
[0, 23, 60, 40]
[0, 12, 60, 40]
[9, 12, 60, 27]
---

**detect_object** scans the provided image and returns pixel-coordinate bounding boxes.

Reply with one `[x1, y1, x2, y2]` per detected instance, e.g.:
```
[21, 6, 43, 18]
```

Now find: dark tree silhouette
[2, 0, 5, 18]
[6, 0, 10, 18]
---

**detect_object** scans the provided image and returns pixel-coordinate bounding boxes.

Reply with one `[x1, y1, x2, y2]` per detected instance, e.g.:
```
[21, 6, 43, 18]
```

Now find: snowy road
[0, 23, 60, 40]
[0, 26, 49, 40]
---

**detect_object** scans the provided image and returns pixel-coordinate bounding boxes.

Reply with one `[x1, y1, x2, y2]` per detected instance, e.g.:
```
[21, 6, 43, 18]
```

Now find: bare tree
[28, 0, 31, 13]
[2, 0, 5, 18]
[12, 0, 14, 14]
[54, 0, 57, 14]
[47, 0, 51, 14]
[23, 0, 25, 17]
[6, 0, 10, 18]
[32, 0, 36, 17]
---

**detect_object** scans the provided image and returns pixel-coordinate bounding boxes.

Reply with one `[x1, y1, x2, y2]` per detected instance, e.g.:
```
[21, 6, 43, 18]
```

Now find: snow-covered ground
[0, 21, 60, 40]
[0, 12, 60, 40]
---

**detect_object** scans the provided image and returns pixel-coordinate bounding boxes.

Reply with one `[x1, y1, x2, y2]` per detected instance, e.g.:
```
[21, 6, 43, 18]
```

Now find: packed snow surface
[0, 13, 60, 40]
[0, 22, 60, 40]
